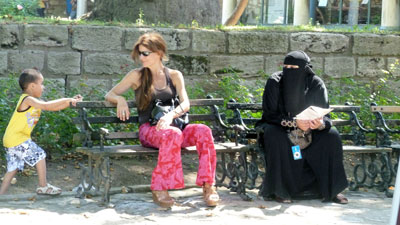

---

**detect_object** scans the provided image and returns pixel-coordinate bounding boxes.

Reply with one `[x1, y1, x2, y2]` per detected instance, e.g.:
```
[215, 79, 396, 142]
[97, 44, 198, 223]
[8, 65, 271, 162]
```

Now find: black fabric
[256, 52, 348, 200]
[149, 97, 189, 130]
[281, 50, 314, 117]
[135, 67, 176, 125]
[259, 124, 348, 200]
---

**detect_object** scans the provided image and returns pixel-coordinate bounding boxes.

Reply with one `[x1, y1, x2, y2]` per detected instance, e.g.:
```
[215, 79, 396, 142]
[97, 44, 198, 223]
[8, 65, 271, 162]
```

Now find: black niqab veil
[281, 51, 313, 117]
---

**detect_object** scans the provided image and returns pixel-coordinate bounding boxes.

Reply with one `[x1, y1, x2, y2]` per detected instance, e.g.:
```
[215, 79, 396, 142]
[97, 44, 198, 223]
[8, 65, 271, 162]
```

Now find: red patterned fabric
[139, 123, 216, 190]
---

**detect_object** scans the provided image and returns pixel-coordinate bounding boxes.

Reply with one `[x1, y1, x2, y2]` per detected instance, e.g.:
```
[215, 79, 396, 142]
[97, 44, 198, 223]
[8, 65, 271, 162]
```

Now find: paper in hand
[296, 106, 333, 120]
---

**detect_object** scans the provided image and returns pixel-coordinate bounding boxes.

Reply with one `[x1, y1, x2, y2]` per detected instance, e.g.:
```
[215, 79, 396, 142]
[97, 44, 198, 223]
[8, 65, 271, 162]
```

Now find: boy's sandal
[36, 183, 62, 195]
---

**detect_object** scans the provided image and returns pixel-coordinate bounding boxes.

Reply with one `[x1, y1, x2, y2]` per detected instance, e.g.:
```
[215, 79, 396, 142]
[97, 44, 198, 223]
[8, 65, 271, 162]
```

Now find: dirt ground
[0, 153, 201, 194]
[0, 151, 389, 195]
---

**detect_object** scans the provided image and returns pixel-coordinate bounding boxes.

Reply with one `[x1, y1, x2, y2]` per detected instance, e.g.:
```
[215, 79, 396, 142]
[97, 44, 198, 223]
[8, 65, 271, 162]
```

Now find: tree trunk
[223, 0, 249, 26]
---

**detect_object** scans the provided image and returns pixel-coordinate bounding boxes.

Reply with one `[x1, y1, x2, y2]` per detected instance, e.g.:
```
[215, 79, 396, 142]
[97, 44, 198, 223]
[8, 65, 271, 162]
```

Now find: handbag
[287, 129, 312, 150]
[150, 97, 189, 130]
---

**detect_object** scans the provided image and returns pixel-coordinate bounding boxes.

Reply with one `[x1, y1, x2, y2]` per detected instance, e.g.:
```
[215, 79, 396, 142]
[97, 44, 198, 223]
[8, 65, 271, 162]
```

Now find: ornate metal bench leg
[76, 155, 95, 198]
[246, 150, 260, 190]
[215, 153, 227, 188]
[349, 154, 367, 191]
[102, 157, 112, 207]
[94, 156, 113, 207]
[236, 152, 252, 201]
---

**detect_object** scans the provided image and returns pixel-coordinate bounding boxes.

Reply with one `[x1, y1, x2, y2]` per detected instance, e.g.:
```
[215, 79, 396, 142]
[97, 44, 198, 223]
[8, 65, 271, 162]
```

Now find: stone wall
[0, 23, 399, 97]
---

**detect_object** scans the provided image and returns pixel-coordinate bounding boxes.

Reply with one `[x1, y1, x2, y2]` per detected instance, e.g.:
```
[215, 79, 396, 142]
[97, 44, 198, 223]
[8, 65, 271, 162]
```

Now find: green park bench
[70, 97, 249, 206]
[225, 101, 393, 196]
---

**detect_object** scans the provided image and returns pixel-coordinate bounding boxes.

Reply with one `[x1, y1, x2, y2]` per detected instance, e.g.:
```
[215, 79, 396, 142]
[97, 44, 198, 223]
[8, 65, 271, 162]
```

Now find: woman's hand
[296, 119, 310, 131]
[117, 96, 130, 121]
[310, 117, 324, 130]
[156, 113, 174, 131]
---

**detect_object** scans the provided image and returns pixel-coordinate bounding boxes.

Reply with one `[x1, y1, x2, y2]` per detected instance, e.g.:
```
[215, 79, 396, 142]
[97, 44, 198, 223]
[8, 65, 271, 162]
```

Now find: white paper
[361, 0, 369, 5]
[318, 0, 328, 7]
[296, 106, 333, 120]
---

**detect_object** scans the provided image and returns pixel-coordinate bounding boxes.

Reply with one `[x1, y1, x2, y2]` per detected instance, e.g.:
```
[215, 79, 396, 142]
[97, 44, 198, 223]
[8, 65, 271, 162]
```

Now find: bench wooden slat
[73, 114, 219, 125]
[106, 132, 139, 139]
[342, 145, 392, 153]
[72, 99, 224, 109]
[371, 106, 400, 113]
[332, 119, 352, 126]
[76, 143, 248, 157]
[227, 103, 360, 112]
[226, 118, 353, 127]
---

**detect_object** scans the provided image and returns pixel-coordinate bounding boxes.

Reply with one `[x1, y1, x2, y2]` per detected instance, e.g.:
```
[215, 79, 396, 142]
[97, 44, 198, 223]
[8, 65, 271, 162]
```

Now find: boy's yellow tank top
[3, 94, 41, 148]
[38, 0, 45, 8]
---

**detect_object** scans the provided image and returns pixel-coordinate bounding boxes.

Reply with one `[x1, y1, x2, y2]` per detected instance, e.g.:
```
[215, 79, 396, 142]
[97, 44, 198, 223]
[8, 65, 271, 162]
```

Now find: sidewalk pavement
[0, 186, 392, 225]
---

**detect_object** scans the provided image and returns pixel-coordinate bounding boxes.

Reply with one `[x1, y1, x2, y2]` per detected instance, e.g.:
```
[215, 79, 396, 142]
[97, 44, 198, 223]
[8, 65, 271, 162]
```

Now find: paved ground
[0, 186, 392, 225]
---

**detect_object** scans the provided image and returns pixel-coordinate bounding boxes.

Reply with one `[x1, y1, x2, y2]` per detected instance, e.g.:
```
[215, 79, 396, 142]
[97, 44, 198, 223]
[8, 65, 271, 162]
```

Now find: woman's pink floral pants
[139, 123, 217, 191]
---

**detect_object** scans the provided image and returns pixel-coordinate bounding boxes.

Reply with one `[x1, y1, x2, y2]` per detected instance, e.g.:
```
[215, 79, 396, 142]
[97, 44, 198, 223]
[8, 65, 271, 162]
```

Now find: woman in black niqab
[257, 51, 348, 204]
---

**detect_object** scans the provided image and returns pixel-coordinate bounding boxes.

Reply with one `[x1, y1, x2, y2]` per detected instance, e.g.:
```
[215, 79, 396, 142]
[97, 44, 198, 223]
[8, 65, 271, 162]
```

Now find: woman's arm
[105, 69, 140, 121]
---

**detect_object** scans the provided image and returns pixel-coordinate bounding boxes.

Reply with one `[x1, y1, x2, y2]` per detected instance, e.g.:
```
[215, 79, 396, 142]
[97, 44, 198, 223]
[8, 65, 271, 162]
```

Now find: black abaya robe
[257, 71, 348, 201]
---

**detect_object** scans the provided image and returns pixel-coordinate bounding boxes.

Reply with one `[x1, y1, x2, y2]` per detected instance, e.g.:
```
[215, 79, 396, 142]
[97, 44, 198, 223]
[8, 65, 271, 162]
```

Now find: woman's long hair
[131, 32, 168, 111]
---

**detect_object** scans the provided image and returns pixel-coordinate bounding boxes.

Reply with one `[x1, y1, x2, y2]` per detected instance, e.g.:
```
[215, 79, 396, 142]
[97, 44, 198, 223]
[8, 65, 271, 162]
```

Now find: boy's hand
[73, 94, 83, 101]
[70, 95, 83, 107]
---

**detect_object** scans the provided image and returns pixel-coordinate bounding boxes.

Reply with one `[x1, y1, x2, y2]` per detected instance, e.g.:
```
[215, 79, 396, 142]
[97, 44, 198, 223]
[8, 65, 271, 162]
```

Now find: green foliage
[327, 60, 400, 127]
[186, 68, 267, 119]
[0, 0, 39, 17]
[136, 8, 145, 26]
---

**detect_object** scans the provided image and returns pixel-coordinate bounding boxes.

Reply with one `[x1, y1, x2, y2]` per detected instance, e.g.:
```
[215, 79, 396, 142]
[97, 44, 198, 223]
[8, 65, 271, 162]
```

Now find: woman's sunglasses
[139, 51, 153, 57]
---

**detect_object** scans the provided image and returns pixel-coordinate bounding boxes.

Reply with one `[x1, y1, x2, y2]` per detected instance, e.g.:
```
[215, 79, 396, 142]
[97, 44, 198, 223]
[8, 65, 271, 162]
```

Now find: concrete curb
[0, 183, 199, 202]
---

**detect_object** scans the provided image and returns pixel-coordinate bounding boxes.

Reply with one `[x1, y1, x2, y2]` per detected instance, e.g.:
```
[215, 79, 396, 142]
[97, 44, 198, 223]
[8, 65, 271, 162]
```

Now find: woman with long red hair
[105, 32, 220, 208]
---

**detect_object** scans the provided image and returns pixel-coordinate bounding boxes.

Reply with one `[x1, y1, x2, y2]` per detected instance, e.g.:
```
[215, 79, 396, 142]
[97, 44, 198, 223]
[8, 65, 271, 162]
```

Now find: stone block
[72, 26, 123, 51]
[84, 53, 137, 75]
[42, 78, 66, 98]
[324, 57, 356, 78]
[228, 31, 288, 54]
[290, 32, 349, 53]
[0, 52, 7, 75]
[388, 58, 400, 77]
[48, 52, 81, 75]
[310, 56, 324, 74]
[352, 34, 383, 55]
[9, 50, 45, 73]
[382, 35, 400, 56]
[166, 54, 209, 75]
[0, 24, 20, 49]
[264, 55, 284, 75]
[192, 30, 225, 53]
[357, 57, 386, 77]
[210, 55, 264, 75]
[124, 28, 190, 51]
[24, 25, 68, 47]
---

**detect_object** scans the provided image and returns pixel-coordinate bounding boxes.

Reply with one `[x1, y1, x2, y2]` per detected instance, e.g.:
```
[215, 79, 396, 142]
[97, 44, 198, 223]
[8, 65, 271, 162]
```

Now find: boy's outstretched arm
[23, 95, 83, 111]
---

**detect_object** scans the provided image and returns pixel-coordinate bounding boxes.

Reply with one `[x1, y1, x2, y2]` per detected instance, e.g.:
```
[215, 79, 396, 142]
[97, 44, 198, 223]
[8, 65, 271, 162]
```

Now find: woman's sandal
[332, 193, 348, 204]
[275, 196, 292, 204]
[203, 183, 220, 207]
[152, 190, 175, 208]
[36, 183, 62, 195]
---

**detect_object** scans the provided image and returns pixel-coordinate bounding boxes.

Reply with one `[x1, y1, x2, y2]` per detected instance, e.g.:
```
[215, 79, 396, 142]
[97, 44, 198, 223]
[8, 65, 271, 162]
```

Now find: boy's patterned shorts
[4, 139, 46, 172]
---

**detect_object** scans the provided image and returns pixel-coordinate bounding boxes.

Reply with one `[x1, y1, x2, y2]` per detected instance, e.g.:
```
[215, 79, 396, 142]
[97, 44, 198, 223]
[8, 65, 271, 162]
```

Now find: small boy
[0, 68, 83, 195]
